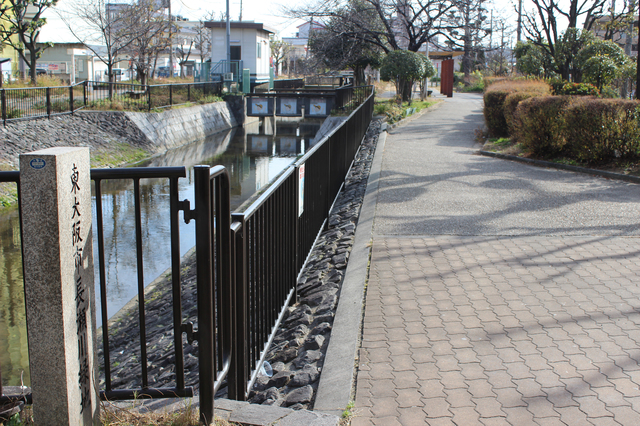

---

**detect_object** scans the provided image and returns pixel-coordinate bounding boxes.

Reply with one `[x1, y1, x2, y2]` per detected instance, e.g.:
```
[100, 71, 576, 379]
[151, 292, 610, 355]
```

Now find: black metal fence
[0, 86, 375, 423]
[1, 81, 223, 125]
[273, 78, 304, 90]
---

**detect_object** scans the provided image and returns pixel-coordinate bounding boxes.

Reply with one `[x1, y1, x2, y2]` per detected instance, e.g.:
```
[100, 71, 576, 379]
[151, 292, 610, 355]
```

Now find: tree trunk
[30, 50, 38, 85]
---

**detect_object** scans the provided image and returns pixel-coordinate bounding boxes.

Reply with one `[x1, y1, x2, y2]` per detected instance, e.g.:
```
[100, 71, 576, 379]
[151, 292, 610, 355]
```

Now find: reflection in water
[0, 118, 322, 387]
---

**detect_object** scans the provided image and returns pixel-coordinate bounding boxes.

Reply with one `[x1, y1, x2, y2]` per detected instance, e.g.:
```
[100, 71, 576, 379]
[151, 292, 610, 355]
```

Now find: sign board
[248, 97, 274, 116]
[276, 98, 302, 117]
[305, 98, 332, 117]
[249, 135, 270, 153]
[298, 164, 305, 217]
[277, 137, 298, 154]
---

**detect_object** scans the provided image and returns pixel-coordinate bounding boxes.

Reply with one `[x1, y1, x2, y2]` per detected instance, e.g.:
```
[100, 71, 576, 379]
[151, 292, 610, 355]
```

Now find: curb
[313, 126, 388, 416]
[478, 150, 640, 185]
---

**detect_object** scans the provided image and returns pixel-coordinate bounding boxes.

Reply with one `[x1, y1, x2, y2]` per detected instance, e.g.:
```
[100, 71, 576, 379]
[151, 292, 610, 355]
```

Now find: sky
[44, 0, 519, 43]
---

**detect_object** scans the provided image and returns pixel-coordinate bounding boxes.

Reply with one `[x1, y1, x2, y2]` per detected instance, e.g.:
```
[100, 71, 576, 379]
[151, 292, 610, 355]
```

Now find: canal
[0, 117, 323, 387]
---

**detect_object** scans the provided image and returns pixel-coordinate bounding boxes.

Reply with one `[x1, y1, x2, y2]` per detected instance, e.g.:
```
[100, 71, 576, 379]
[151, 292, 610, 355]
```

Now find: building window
[257, 42, 262, 58]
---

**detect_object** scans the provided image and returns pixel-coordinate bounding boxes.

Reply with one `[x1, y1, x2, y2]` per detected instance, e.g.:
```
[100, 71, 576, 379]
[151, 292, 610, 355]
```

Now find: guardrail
[225, 86, 375, 399]
[1, 81, 223, 125]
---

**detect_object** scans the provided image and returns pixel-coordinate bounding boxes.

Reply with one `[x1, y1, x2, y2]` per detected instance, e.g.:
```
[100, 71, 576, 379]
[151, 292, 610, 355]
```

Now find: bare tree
[175, 36, 194, 77]
[124, 0, 171, 85]
[288, 0, 461, 54]
[194, 20, 211, 63]
[0, 0, 58, 84]
[58, 0, 136, 87]
[270, 39, 292, 76]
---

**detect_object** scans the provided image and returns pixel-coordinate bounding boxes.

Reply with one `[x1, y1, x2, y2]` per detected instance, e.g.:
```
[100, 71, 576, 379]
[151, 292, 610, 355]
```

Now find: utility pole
[168, 0, 173, 78]
[517, 0, 522, 42]
[636, 6, 640, 99]
[226, 0, 231, 79]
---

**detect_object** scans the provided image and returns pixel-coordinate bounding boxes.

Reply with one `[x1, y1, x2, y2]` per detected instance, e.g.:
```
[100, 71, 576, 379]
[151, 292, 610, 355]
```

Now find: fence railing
[273, 78, 304, 90]
[1, 81, 223, 125]
[0, 86, 375, 422]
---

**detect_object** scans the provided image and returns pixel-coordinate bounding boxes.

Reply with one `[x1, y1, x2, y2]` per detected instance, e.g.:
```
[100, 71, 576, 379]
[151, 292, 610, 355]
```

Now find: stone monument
[19, 147, 99, 425]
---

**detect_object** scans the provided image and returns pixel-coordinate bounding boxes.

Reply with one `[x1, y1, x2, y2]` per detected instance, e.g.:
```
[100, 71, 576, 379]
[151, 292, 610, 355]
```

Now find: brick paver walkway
[353, 94, 640, 425]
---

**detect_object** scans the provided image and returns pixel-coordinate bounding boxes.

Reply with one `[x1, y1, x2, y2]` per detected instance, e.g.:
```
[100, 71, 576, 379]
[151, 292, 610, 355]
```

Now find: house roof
[205, 21, 275, 34]
[428, 51, 464, 59]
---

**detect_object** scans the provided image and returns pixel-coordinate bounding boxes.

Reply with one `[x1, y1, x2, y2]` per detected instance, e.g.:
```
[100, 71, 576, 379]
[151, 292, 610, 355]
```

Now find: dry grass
[0, 402, 238, 426]
[484, 79, 550, 95]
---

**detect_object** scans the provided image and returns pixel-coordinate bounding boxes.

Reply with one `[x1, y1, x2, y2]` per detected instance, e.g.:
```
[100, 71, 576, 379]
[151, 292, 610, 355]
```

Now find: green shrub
[563, 98, 640, 163]
[512, 95, 572, 156]
[6, 107, 22, 119]
[549, 77, 566, 95]
[557, 82, 600, 96]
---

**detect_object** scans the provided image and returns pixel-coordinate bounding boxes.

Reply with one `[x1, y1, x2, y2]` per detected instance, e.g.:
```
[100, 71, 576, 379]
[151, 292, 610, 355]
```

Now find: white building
[205, 21, 274, 86]
[281, 20, 325, 75]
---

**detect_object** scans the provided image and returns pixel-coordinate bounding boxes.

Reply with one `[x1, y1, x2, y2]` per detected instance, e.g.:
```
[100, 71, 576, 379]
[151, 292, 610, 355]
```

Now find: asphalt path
[374, 93, 640, 237]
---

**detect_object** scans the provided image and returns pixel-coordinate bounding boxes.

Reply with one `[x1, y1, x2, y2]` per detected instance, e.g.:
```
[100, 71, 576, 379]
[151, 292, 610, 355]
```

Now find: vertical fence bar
[69, 86, 74, 114]
[83, 81, 87, 107]
[229, 219, 247, 400]
[46, 88, 51, 119]
[2, 89, 6, 126]
[169, 84, 173, 106]
[133, 179, 149, 388]
[169, 177, 185, 390]
[93, 178, 112, 393]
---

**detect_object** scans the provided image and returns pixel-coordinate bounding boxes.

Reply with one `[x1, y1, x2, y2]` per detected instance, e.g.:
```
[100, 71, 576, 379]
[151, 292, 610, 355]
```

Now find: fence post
[69, 86, 74, 114]
[147, 85, 151, 112]
[83, 81, 87, 107]
[193, 165, 215, 425]
[187, 84, 191, 102]
[1, 89, 6, 126]
[229, 217, 248, 401]
[169, 84, 173, 106]
[46, 88, 51, 119]
[19, 147, 99, 425]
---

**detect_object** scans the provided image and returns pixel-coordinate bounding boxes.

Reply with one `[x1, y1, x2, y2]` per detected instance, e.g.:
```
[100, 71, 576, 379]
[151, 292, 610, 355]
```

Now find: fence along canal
[0, 86, 374, 424]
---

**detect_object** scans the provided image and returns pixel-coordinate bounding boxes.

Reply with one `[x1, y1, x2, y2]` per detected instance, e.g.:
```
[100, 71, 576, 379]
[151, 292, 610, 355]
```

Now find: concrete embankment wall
[0, 99, 246, 168]
[124, 100, 242, 154]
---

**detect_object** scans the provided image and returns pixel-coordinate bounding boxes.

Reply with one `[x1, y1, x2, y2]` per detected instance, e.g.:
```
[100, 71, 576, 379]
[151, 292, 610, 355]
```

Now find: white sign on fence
[298, 164, 305, 217]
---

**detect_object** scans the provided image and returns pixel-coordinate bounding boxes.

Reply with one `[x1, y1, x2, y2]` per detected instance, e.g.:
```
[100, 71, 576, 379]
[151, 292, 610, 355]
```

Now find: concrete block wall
[125, 102, 239, 153]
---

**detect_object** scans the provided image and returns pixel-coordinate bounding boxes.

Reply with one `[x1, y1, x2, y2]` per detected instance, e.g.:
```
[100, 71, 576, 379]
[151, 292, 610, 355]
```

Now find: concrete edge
[108, 396, 340, 426]
[313, 126, 388, 416]
[477, 150, 640, 185]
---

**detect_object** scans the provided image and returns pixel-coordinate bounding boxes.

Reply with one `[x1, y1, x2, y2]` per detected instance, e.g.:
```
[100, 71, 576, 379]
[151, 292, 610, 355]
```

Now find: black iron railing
[91, 167, 194, 401]
[273, 78, 304, 90]
[1, 81, 223, 125]
[1, 83, 86, 125]
[191, 165, 233, 424]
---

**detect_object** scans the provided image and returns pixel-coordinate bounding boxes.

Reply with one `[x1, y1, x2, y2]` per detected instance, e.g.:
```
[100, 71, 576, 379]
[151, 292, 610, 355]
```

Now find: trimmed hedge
[503, 92, 538, 136]
[512, 96, 573, 157]
[484, 90, 511, 137]
[483, 79, 550, 137]
[563, 98, 640, 163]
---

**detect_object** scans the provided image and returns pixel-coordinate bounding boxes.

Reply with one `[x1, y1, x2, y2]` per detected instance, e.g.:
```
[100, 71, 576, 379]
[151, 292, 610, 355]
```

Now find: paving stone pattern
[353, 93, 640, 425]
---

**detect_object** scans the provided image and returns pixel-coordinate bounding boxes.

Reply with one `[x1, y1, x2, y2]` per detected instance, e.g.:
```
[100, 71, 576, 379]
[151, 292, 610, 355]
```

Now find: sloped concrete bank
[0, 100, 243, 169]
